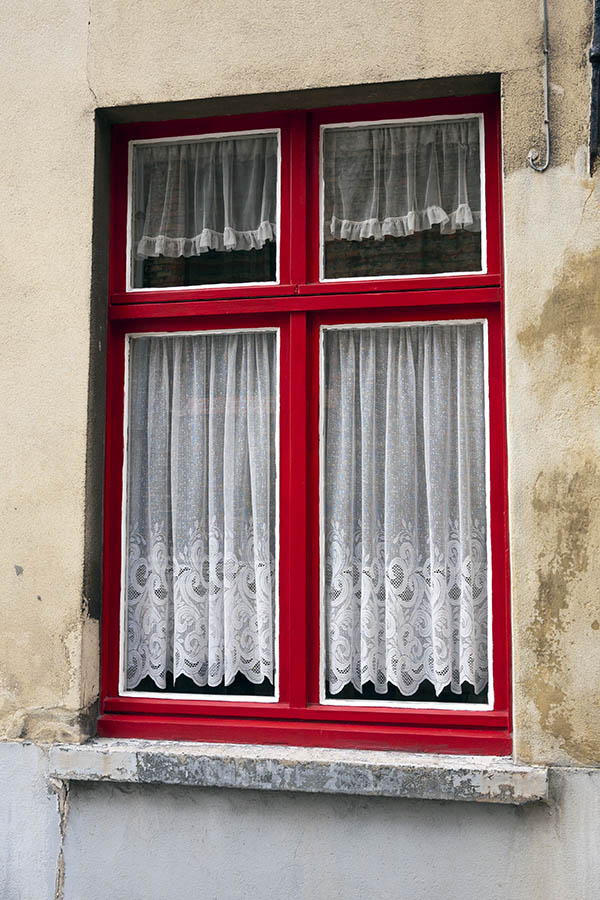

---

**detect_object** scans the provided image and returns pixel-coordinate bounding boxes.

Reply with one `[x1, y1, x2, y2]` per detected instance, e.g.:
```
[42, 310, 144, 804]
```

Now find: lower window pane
[322, 322, 489, 704]
[124, 330, 278, 697]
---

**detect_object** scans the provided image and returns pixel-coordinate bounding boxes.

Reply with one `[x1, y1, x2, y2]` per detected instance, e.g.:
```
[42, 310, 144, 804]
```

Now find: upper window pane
[322, 117, 482, 280]
[130, 133, 279, 289]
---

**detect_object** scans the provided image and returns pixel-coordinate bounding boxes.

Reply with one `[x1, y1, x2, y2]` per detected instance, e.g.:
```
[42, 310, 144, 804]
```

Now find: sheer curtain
[125, 331, 277, 691]
[323, 118, 481, 242]
[323, 323, 488, 697]
[133, 134, 278, 259]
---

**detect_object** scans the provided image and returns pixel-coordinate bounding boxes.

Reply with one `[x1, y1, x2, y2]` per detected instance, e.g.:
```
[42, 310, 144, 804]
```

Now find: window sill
[48, 739, 547, 805]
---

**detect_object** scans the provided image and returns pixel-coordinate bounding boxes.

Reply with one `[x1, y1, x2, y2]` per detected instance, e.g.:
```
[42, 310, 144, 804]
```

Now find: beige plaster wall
[0, 0, 98, 741]
[0, 0, 598, 764]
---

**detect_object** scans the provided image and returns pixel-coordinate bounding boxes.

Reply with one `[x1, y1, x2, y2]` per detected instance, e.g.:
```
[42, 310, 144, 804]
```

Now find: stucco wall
[0, 0, 99, 742]
[2, 742, 600, 900]
[0, 0, 599, 765]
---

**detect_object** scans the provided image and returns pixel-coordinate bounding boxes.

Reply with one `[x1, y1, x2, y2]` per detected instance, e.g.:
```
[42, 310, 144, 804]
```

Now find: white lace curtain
[125, 331, 277, 691]
[323, 118, 481, 242]
[323, 323, 488, 697]
[133, 134, 278, 259]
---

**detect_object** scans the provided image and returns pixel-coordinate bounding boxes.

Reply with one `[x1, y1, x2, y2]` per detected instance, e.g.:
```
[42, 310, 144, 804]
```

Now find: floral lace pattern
[127, 518, 275, 690]
[322, 324, 489, 699]
[124, 330, 277, 693]
[326, 519, 488, 696]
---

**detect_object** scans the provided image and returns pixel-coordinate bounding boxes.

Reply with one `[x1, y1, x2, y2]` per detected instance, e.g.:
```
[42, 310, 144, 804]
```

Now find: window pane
[322, 322, 488, 704]
[124, 330, 278, 697]
[322, 119, 482, 279]
[131, 134, 278, 288]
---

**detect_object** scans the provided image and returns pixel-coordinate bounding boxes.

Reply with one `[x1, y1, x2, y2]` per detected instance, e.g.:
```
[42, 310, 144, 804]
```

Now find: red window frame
[99, 93, 511, 754]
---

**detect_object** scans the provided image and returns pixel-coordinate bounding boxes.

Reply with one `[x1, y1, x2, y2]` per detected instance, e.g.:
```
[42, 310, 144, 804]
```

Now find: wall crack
[49, 778, 71, 900]
[86, 0, 98, 106]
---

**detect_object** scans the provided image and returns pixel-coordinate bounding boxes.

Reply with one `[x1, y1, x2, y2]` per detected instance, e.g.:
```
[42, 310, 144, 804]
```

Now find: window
[101, 95, 510, 753]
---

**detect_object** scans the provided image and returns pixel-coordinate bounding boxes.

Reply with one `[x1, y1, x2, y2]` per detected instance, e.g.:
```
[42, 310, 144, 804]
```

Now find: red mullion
[284, 313, 309, 709]
[288, 111, 308, 286]
[277, 115, 294, 288]
[109, 287, 502, 323]
[98, 714, 512, 755]
[306, 109, 322, 286]
[276, 315, 293, 707]
[100, 321, 128, 702]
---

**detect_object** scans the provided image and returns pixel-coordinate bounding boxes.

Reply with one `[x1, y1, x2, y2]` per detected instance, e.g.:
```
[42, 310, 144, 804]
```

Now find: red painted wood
[98, 713, 512, 755]
[286, 312, 310, 709]
[101, 96, 510, 754]
[109, 287, 502, 322]
[113, 112, 294, 146]
[102, 694, 508, 728]
[289, 111, 309, 286]
[108, 127, 129, 296]
[298, 274, 502, 295]
[277, 318, 292, 705]
[112, 285, 297, 305]
[100, 322, 127, 701]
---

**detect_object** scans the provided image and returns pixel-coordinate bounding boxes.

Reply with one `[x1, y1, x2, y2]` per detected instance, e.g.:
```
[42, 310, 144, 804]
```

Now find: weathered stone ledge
[48, 739, 548, 805]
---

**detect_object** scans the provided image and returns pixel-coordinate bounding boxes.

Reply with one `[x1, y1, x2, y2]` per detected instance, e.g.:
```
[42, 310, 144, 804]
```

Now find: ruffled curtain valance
[133, 134, 278, 259]
[323, 118, 481, 242]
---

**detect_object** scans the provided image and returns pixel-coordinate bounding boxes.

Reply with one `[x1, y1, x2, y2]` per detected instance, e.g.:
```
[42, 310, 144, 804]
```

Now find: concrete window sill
[48, 739, 548, 805]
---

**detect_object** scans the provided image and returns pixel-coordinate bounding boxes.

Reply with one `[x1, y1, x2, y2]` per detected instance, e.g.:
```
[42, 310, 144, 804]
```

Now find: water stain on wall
[526, 461, 599, 763]
[518, 245, 600, 369]
[517, 245, 600, 764]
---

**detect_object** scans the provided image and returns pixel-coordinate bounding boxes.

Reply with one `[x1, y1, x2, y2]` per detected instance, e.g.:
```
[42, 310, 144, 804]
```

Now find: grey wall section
[2, 742, 600, 900]
[0, 744, 59, 900]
